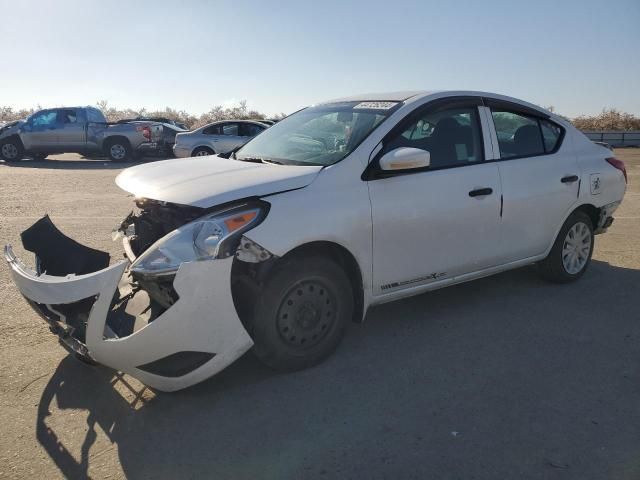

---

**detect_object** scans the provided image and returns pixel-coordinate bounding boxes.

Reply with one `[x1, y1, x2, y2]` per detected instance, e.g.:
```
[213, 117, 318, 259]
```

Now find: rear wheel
[192, 146, 214, 157]
[251, 256, 353, 371]
[106, 139, 133, 162]
[538, 211, 594, 283]
[0, 138, 23, 162]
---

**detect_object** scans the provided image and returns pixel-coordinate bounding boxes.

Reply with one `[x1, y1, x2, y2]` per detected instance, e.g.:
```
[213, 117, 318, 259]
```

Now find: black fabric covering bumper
[21, 215, 111, 276]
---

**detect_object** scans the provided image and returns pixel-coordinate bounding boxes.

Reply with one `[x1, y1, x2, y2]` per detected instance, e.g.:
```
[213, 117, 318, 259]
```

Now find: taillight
[136, 125, 152, 141]
[606, 157, 627, 184]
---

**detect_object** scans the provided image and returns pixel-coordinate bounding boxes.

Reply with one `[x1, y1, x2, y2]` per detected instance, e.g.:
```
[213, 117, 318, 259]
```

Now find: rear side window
[202, 124, 221, 135]
[59, 109, 77, 123]
[540, 119, 562, 152]
[87, 108, 105, 123]
[491, 110, 563, 159]
[222, 123, 239, 136]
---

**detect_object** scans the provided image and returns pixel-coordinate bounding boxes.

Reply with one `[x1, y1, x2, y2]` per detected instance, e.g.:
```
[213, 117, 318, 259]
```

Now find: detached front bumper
[4, 221, 254, 392]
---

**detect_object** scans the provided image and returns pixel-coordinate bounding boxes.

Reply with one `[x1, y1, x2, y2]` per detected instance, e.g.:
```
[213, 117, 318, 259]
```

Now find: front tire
[251, 256, 353, 371]
[538, 211, 594, 283]
[0, 138, 24, 162]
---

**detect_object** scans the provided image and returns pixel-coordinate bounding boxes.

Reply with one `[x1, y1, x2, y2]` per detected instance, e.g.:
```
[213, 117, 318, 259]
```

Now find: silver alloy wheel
[110, 144, 126, 160]
[562, 221, 591, 274]
[194, 149, 210, 156]
[1, 143, 18, 160]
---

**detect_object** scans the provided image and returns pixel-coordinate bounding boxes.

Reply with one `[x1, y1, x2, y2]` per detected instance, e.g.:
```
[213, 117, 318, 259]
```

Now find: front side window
[239, 123, 264, 137]
[491, 110, 563, 159]
[29, 111, 58, 127]
[236, 101, 398, 166]
[384, 106, 484, 168]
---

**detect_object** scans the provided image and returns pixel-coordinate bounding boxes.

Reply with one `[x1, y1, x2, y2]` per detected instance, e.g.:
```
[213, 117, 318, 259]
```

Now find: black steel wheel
[251, 255, 353, 371]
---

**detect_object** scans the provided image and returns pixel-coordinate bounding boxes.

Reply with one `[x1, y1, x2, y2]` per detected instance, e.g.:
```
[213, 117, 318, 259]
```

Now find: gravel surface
[1, 150, 639, 479]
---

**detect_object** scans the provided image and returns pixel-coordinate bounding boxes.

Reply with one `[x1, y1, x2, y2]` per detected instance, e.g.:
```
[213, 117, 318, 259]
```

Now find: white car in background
[172, 120, 268, 158]
[5, 91, 627, 391]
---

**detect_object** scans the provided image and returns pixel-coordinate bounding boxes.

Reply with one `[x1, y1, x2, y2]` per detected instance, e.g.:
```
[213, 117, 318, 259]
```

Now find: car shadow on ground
[35, 260, 640, 479]
[0, 157, 165, 170]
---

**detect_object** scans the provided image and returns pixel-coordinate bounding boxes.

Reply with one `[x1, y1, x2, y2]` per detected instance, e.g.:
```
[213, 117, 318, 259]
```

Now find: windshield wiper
[237, 156, 284, 165]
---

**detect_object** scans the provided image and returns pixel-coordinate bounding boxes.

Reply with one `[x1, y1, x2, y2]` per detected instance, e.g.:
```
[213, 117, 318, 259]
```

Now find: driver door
[367, 98, 503, 296]
[217, 122, 244, 153]
[21, 109, 60, 151]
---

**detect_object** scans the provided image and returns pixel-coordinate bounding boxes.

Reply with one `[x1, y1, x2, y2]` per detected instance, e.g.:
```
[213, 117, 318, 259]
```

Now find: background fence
[582, 131, 640, 147]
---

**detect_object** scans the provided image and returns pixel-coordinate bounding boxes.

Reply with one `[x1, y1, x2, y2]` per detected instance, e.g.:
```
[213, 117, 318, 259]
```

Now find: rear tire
[0, 138, 24, 162]
[251, 256, 353, 371]
[192, 146, 214, 157]
[537, 211, 594, 283]
[106, 139, 133, 162]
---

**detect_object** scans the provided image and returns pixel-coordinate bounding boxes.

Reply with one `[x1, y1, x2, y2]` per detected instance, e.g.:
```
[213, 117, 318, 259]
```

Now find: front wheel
[251, 256, 353, 371]
[0, 138, 24, 162]
[537, 211, 594, 283]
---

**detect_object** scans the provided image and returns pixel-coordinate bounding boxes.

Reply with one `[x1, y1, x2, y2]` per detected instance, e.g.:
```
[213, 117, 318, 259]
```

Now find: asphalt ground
[0, 149, 639, 479]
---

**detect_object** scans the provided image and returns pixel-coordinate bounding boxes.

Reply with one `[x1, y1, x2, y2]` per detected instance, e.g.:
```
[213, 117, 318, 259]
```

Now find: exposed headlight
[130, 203, 267, 276]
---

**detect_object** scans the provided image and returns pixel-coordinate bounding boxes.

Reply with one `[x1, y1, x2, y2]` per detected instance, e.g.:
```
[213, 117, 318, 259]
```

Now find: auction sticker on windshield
[353, 101, 398, 110]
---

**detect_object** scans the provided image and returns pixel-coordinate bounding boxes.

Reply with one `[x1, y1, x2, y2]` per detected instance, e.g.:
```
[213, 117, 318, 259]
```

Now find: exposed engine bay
[118, 197, 205, 258]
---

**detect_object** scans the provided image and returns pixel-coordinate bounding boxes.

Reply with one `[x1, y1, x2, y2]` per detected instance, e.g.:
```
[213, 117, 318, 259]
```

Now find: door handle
[561, 175, 579, 183]
[468, 187, 493, 197]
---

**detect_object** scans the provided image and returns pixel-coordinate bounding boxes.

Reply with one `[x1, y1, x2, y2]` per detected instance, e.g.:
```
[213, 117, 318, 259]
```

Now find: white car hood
[115, 156, 323, 208]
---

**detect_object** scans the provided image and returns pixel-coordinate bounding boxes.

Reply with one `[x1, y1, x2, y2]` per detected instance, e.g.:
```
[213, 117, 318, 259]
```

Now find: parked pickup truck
[0, 106, 166, 162]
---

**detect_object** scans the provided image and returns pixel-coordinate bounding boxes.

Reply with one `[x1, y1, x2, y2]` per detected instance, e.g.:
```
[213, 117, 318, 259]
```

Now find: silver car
[173, 120, 268, 158]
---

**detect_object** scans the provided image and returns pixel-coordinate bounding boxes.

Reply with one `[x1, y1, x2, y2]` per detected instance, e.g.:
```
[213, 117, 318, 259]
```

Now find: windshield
[235, 101, 400, 166]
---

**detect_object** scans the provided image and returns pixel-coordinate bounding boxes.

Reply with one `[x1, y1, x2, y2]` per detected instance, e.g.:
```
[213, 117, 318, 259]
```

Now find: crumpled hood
[115, 155, 323, 208]
[0, 120, 24, 137]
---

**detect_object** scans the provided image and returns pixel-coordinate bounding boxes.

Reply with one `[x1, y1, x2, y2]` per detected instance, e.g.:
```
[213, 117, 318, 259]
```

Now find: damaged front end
[5, 199, 272, 392]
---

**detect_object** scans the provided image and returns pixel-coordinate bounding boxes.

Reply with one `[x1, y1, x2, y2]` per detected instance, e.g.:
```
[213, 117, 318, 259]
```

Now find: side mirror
[379, 147, 430, 171]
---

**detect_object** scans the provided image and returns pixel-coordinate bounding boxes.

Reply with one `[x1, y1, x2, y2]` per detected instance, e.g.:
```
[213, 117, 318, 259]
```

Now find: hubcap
[562, 222, 591, 274]
[195, 150, 210, 156]
[276, 280, 337, 349]
[110, 144, 126, 160]
[2, 143, 18, 159]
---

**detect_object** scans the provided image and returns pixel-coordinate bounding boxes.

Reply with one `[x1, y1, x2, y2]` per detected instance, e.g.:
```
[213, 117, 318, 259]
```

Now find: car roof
[201, 119, 267, 128]
[320, 91, 432, 104]
[316, 90, 559, 121]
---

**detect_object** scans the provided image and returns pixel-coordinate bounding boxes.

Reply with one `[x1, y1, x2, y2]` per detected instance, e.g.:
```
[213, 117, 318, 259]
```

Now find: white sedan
[5, 91, 627, 391]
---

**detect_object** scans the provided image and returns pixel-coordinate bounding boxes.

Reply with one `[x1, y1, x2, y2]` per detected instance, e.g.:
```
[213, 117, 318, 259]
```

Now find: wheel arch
[278, 241, 365, 322]
[544, 203, 600, 257]
[234, 240, 366, 324]
[192, 145, 215, 156]
[1, 134, 25, 150]
[103, 135, 131, 151]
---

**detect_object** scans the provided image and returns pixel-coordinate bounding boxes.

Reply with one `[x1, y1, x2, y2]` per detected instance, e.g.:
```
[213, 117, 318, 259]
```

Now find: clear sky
[0, 0, 638, 117]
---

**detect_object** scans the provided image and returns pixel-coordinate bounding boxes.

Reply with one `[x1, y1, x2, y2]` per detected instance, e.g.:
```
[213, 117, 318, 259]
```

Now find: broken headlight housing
[130, 203, 267, 276]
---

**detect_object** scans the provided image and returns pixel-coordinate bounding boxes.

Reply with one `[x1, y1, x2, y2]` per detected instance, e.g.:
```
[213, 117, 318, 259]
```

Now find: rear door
[368, 97, 503, 296]
[486, 99, 579, 262]
[56, 108, 85, 150]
